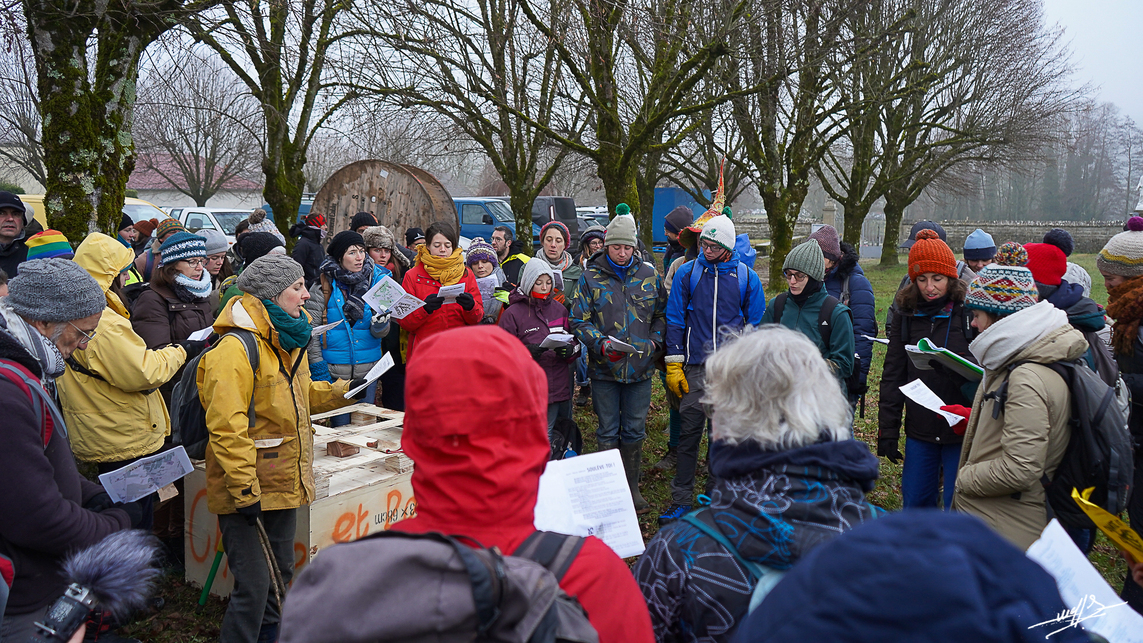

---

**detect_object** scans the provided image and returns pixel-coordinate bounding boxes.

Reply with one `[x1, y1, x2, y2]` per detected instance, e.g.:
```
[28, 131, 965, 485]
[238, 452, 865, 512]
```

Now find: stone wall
[898, 221, 1124, 255]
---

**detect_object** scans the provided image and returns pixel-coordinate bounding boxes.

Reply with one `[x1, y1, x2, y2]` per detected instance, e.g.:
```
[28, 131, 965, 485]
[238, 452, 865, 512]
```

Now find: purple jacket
[499, 291, 575, 403]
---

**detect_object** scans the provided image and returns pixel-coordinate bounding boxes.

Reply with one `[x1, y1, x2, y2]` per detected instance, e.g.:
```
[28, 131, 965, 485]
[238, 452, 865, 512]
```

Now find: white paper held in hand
[343, 353, 395, 399]
[539, 333, 576, 349]
[187, 327, 213, 342]
[98, 446, 194, 504]
[533, 449, 645, 558]
[362, 275, 424, 320]
[606, 335, 639, 354]
[899, 379, 964, 426]
[437, 283, 465, 302]
[311, 319, 344, 336]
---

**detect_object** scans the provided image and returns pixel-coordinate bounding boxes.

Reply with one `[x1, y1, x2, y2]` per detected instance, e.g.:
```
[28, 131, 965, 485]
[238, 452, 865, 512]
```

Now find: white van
[171, 207, 252, 247]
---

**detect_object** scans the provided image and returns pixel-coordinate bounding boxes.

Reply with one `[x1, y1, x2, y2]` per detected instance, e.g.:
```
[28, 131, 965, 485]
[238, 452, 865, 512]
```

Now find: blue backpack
[681, 509, 786, 614]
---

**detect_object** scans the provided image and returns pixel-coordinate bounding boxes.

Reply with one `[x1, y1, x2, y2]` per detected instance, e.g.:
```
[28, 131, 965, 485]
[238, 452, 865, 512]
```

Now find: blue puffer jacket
[823, 242, 875, 386]
[665, 252, 766, 365]
[307, 264, 391, 373]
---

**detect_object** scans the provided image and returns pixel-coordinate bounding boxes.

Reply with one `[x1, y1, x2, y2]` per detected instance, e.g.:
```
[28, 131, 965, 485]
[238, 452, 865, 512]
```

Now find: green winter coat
[760, 287, 855, 383]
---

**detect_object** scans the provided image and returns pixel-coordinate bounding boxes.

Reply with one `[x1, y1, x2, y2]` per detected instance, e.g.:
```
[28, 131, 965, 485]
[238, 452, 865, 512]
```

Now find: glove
[237, 501, 262, 527]
[666, 362, 689, 397]
[941, 404, 972, 436]
[348, 377, 369, 400]
[554, 345, 574, 359]
[371, 311, 391, 326]
[601, 340, 625, 362]
[877, 438, 903, 464]
[525, 344, 547, 360]
[113, 501, 145, 528]
[456, 292, 476, 311]
[83, 491, 115, 513]
[422, 294, 444, 314]
[176, 339, 208, 360]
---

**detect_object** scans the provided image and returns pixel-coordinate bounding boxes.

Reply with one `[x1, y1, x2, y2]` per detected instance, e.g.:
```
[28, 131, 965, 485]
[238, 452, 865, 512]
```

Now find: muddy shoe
[652, 446, 677, 471]
[575, 384, 591, 407]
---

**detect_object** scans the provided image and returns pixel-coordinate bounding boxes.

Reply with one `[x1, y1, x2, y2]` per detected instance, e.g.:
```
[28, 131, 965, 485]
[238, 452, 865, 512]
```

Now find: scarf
[536, 248, 574, 273]
[968, 301, 1069, 370]
[606, 253, 634, 282]
[416, 245, 465, 286]
[1107, 276, 1143, 356]
[173, 271, 213, 302]
[791, 277, 822, 307]
[261, 299, 312, 351]
[0, 302, 67, 390]
[320, 256, 374, 326]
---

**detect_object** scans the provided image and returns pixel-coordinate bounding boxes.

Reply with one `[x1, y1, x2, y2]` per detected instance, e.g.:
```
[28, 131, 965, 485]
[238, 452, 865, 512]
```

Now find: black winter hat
[351, 211, 378, 231]
[118, 213, 134, 232]
[0, 191, 28, 224]
[405, 227, 425, 247]
[327, 230, 366, 262]
[237, 231, 284, 263]
[1043, 228, 1074, 257]
[664, 205, 695, 234]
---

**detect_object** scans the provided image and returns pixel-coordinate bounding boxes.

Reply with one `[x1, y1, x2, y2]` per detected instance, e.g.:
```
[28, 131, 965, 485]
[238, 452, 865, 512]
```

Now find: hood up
[74, 233, 134, 317]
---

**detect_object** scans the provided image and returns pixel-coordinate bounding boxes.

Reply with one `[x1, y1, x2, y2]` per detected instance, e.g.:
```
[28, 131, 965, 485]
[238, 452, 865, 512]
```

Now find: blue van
[453, 197, 544, 244]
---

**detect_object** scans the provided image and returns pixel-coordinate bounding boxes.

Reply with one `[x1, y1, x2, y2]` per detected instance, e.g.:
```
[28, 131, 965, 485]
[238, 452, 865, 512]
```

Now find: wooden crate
[185, 405, 416, 597]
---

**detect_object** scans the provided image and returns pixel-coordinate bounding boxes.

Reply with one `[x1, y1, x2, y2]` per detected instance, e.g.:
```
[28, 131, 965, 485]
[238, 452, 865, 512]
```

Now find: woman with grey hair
[634, 325, 882, 643]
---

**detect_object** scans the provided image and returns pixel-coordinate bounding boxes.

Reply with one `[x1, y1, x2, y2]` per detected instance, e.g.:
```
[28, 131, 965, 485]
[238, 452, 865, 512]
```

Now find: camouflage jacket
[569, 252, 667, 383]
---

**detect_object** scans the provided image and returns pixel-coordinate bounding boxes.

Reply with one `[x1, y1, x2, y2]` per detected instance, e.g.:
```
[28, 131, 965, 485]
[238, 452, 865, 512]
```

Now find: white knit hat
[698, 215, 736, 253]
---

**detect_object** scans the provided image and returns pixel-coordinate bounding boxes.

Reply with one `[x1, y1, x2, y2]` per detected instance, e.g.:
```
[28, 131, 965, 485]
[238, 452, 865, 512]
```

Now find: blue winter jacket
[314, 264, 391, 368]
[822, 244, 875, 386]
[665, 252, 766, 365]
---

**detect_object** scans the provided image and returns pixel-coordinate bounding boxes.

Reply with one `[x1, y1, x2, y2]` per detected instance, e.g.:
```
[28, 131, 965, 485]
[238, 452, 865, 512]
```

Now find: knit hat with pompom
[907, 229, 958, 282]
[966, 242, 1039, 316]
[1043, 228, 1074, 257]
[1097, 216, 1143, 277]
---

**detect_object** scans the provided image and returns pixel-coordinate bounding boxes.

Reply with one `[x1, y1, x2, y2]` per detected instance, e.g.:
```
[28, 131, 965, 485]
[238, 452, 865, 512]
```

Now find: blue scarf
[261, 299, 312, 351]
[606, 254, 634, 282]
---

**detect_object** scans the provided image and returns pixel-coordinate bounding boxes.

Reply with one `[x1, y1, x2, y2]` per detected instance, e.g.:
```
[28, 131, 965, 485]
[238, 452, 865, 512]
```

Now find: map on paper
[98, 447, 194, 504]
[363, 276, 424, 320]
[476, 275, 500, 305]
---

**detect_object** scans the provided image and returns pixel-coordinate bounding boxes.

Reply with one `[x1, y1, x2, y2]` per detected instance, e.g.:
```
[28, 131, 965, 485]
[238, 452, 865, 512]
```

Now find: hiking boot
[652, 446, 677, 471]
[575, 384, 591, 407]
[619, 441, 650, 514]
[596, 439, 618, 452]
[658, 504, 691, 526]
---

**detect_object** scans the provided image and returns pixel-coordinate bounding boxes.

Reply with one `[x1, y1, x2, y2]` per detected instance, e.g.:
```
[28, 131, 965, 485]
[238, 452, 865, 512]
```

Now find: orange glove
[941, 404, 972, 436]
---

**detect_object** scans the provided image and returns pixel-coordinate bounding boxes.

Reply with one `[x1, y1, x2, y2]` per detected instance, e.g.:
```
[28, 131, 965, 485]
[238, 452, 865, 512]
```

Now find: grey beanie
[236, 254, 304, 300]
[605, 214, 638, 247]
[197, 229, 229, 256]
[7, 258, 105, 322]
[783, 240, 826, 282]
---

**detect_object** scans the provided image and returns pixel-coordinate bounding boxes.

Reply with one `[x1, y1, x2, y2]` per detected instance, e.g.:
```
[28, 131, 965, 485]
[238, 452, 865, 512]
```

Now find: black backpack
[771, 292, 865, 396]
[170, 330, 259, 460]
[279, 530, 599, 643]
[988, 359, 1134, 529]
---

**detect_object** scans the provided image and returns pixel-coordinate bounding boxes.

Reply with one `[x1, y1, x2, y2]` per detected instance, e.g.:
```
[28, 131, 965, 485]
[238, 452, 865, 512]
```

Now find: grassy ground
[120, 253, 1128, 641]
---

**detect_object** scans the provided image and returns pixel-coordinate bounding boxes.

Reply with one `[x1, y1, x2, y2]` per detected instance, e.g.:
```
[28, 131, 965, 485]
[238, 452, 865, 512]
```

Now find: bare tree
[134, 45, 261, 206]
[0, 22, 44, 187]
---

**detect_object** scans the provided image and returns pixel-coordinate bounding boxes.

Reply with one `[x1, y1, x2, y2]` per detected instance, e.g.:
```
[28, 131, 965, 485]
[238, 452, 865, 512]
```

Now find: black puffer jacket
[1115, 333, 1143, 448]
[290, 224, 324, 289]
[879, 296, 977, 446]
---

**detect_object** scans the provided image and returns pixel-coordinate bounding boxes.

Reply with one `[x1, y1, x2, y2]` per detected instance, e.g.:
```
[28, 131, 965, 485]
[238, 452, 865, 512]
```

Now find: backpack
[988, 359, 1134, 529]
[771, 293, 865, 396]
[681, 509, 786, 616]
[281, 530, 599, 643]
[170, 330, 259, 460]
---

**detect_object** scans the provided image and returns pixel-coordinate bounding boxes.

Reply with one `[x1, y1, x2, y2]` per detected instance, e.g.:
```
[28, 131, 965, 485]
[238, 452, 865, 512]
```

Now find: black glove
[348, 377, 369, 399]
[526, 344, 547, 360]
[456, 292, 476, 311]
[83, 491, 115, 513]
[554, 345, 574, 359]
[114, 501, 145, 528]
[176, 339, 208, 360]
[877, 438, 904, 464]
[237, 501, 262, 526]
[422, 294, 444, 314]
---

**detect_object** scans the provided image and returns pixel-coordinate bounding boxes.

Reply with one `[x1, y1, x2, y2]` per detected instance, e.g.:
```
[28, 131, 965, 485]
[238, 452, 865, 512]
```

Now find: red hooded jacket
[395, 325, 654, 643]
[399, 262, 483, 361]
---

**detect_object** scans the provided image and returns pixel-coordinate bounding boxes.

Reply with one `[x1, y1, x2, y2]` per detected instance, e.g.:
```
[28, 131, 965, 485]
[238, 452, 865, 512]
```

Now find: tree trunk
[508, 187, 535, 255]
[262, 120, 305, 249]
[759, 183, 807, 291]
[598, 157, 642, 238]
[881, 189, 908, 266]
[841, 201, 873, 249]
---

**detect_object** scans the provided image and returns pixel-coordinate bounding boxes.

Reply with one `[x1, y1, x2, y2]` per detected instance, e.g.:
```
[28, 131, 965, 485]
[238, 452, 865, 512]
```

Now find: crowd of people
[1, 186, 1142, 643]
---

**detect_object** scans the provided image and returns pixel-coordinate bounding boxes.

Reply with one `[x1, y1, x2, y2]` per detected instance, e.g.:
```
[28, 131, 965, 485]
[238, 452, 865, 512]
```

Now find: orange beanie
[908, 229, 958, 281]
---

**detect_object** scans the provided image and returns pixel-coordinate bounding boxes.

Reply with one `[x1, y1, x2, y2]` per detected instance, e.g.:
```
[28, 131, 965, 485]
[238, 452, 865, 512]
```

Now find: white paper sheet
[1026, 519, 1143, 642]
[534, 450, 645, 558]
[98, 446, 194, 503]
[343, 353, 395, 399]
[362, 276, 424, 319]
[606, 335, 639, 354]
[311, 319, 344, 336]
[187, 327, 213, 341]
[540, 332, 576, 348]
[437, 283, 466, 302]
[899, 379, 964, 426]
[862, 334, 889, 345]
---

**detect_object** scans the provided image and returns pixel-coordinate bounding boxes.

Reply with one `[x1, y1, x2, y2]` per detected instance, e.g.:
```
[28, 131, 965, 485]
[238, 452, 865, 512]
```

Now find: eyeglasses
[783, 270, 808, 283]
[69, 322, 97, 344]
[700, 240, 723, 252]
[181, 258, 206, 267]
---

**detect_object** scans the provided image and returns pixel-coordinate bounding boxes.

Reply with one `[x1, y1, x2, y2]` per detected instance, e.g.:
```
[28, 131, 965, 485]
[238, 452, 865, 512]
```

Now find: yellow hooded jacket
[58, 233, 187, 463]
[199, 293, 352, 515]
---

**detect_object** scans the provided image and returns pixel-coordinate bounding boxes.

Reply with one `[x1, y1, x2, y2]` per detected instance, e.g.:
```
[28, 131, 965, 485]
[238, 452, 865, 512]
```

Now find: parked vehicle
[24, 195, 170, 228]
[453, 197, 543, 246]
[173, 207, 253, 247]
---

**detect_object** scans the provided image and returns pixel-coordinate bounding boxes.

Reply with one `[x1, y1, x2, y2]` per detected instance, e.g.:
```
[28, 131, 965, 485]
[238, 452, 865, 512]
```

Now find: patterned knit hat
[965, 242, 1039, 316]
[1097, 216, 1143, 277]
[808, 225, 841, 262]
[783, 240, 825, 282]
[304, 212, 326, 228]
[539, 220, 570, 247]
[1023, 242, 1067, 286]
[908, 230, 958, 282]
[155, 218, 186, 240]
[465, 237, 499, 267]
[24, 229, 73, 261]
[159, 231, 207, 266]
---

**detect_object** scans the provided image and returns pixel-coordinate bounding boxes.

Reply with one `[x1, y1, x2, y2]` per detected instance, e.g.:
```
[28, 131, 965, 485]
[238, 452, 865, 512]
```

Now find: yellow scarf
[416, 245, 465, 286]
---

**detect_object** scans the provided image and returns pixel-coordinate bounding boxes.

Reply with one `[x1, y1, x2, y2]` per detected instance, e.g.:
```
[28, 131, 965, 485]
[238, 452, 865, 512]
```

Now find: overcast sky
[1041, 0, 1143, 124]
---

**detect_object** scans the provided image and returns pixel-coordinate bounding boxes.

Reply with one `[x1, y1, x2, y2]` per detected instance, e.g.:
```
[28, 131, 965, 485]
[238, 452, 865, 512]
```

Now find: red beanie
[1024, 242, 1066, 286]
[908, 229, 958, 281]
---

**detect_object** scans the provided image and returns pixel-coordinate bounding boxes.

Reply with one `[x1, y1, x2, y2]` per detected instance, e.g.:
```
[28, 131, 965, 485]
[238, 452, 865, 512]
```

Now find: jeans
[330, 381, 377, 427]
[378, 364, 405, 410]
[671, 364, 708, 505]
[575, 343, 588, 386]
[901, 437, 962, 509]
[218, 508, 297, 643]
[547, 399, 573, 450]
[591, 378, 652, 445]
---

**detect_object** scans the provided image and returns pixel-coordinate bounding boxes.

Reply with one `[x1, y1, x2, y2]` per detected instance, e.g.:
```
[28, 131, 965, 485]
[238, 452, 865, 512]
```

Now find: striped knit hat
[156, 217, 186, 240]
[965, 242, 1039, 316]
[159, 231, 207, 266]
[1096, 216, 1143, 277]
[24, 229, 73, 261]
[465, 237, 499, 267]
